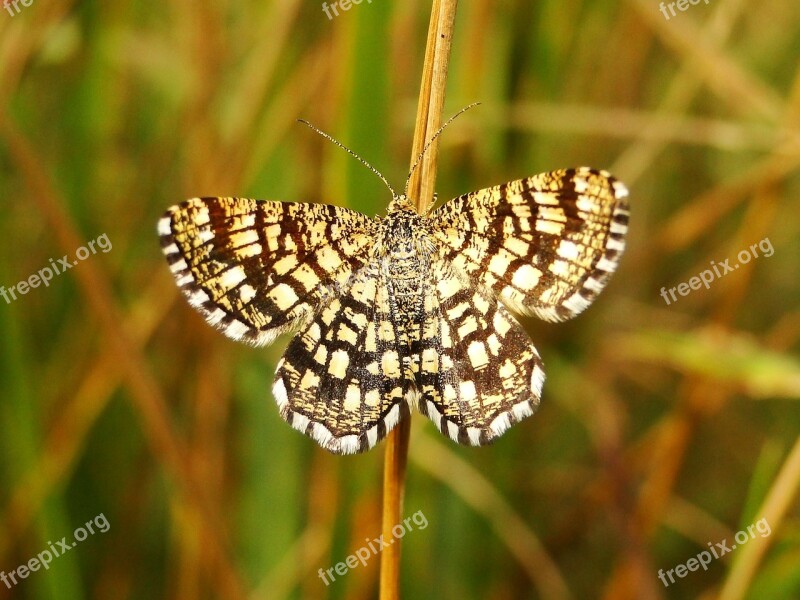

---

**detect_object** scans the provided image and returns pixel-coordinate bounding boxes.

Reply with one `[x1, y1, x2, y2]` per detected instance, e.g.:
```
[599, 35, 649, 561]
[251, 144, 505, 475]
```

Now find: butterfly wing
[413, 266, 544, 446]
[431, 168, 629, 322]
[159, 197, 377, 346]
[273, 262, 415, 454]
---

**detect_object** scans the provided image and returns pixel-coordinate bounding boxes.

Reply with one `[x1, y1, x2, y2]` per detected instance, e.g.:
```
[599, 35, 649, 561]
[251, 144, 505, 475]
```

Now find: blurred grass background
[1, 0, 799, 598]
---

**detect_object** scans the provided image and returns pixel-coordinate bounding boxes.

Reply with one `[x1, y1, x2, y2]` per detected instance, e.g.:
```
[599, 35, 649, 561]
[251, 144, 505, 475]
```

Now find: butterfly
[159, 124, 628, 455]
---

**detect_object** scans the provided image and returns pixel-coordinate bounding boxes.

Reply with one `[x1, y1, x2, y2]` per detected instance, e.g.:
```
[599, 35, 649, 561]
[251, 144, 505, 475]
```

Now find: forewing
[413, 267, 543, 446]
[431, 168, 629, 322]
[159, 197, 377, 346]
[273, 264, 414, 455]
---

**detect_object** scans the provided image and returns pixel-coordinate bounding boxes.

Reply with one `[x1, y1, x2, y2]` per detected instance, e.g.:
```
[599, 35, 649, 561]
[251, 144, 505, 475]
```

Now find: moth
[159, 120, 629, 454]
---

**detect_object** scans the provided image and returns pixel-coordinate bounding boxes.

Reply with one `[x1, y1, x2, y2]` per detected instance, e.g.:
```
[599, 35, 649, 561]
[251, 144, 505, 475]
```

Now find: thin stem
[718, 435, 800, 600]
[406, 0, 459, 214]
[379, 1, 459, 598]
[379, 413, 411, 599]
[404, 102, 480, 203]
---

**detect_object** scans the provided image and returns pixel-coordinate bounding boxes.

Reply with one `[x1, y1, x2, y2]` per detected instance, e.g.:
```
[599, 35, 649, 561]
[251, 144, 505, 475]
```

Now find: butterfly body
[159, 168, 629, 454]
[372, 198, 435, 339]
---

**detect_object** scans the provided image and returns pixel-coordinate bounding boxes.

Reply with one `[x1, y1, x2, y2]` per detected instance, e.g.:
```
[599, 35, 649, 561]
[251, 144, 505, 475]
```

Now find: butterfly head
[386, 193, 417, 215]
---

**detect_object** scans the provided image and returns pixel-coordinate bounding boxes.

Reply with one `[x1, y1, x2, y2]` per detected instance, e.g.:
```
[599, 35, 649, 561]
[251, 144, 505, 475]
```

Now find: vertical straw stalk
[379, 1, 458, 598]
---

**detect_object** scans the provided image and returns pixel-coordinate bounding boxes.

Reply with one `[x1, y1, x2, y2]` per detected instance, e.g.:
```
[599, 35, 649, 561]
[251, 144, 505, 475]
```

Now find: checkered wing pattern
[158, 197, 377, 347]
[272, 261, 415, 454]
[413, 269, 544, 446]
[431, 168, 629, 323]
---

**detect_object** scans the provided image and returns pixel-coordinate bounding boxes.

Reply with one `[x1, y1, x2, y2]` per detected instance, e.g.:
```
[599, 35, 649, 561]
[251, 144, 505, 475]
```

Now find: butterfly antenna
[298, 120, 398, 198]
[403, 102, 480, 198]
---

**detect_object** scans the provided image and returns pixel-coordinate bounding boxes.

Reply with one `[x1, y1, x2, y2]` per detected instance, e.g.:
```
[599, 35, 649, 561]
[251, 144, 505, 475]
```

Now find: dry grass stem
[379, 1, 458, 598]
